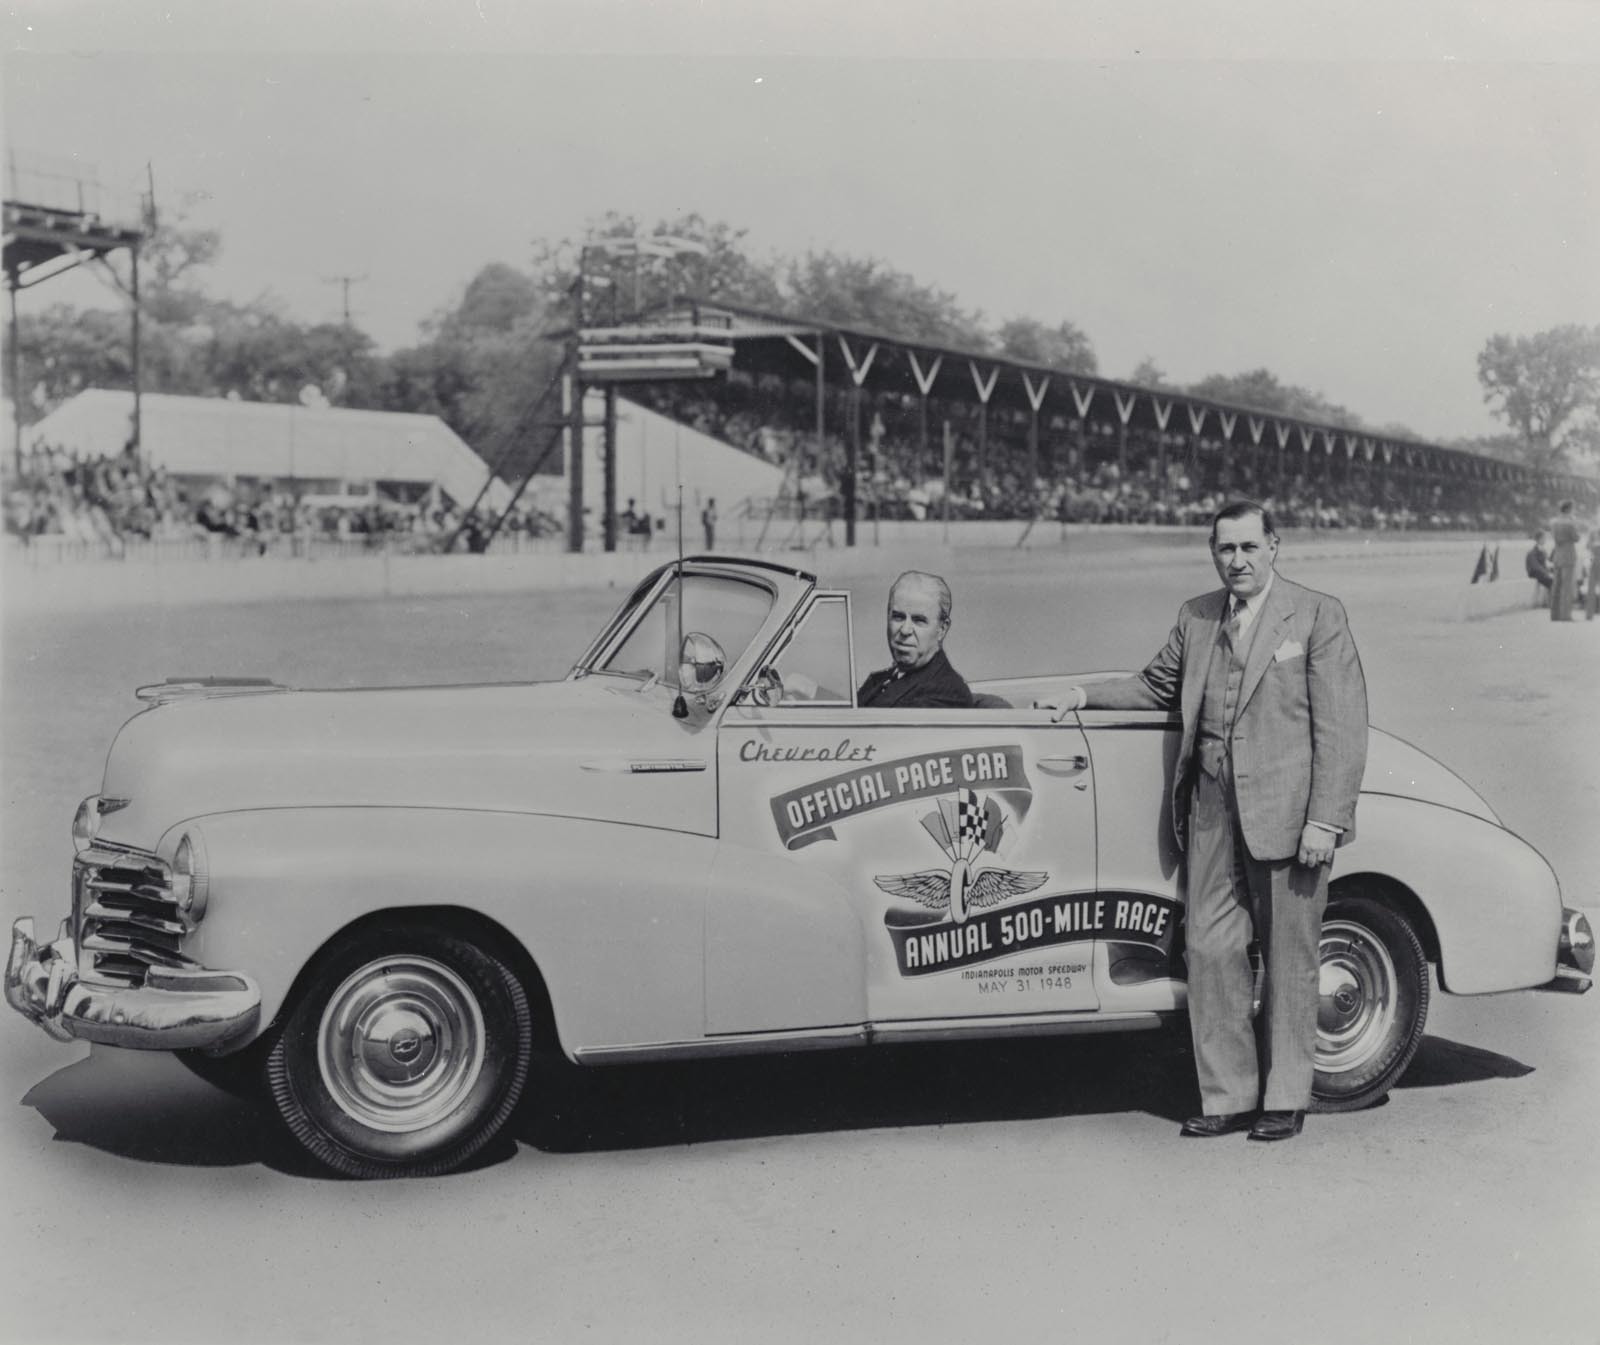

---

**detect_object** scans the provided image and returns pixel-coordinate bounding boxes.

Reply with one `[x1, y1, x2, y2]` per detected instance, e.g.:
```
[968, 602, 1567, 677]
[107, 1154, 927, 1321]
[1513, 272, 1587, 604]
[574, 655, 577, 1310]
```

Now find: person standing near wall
[1586, 517, 1600, 621]
[1548, 501, 1581, 622]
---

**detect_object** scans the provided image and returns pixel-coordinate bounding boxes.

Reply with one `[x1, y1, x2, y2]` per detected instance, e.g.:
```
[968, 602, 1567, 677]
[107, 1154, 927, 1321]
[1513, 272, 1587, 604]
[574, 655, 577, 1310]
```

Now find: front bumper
[1536, 907, 1594, 994]
[5, 917, 261, 1051]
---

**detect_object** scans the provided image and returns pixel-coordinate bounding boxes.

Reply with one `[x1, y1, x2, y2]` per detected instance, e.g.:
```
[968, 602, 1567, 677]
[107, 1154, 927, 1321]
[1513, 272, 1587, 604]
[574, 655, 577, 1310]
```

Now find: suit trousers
[1186, 766, 1330, 1114]
[1550, 562, 1577, 621]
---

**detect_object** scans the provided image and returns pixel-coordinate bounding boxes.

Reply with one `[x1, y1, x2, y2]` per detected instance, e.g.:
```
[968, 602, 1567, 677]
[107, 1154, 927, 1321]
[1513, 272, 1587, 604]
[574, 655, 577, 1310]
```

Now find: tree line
[7, 208, 1596, 476]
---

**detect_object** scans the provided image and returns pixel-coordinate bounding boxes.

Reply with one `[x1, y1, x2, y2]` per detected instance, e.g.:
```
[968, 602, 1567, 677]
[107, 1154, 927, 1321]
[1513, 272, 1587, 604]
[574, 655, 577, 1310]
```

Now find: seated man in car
[1526, 531, 1555, 592]
[856, 570, 974, 709]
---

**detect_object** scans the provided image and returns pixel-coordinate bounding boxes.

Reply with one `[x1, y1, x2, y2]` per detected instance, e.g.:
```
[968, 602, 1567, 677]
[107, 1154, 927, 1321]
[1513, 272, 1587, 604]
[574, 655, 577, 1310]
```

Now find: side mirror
[746, 666, 785, 708]
[678, 632, 726, 698]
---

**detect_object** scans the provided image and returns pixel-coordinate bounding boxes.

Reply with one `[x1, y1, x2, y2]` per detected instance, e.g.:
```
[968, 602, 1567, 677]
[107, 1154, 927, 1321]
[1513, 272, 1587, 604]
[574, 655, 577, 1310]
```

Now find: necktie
[1224, 600, 1242, 647]
[869, 666, 905, 704]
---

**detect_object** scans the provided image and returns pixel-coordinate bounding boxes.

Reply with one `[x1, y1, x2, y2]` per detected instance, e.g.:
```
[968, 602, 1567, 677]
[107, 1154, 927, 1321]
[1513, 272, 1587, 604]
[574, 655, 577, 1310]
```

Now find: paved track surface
[2, 540, 1596, 1345]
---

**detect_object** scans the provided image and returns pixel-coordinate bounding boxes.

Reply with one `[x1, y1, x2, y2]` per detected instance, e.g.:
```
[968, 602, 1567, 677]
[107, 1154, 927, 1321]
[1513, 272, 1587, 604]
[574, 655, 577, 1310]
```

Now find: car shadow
[20, 1049, 286, 1168]
[1393, 1034, 1534, 1090]
[515, 1031, 1201, 1153]
[13, 1030, 1534, 1175]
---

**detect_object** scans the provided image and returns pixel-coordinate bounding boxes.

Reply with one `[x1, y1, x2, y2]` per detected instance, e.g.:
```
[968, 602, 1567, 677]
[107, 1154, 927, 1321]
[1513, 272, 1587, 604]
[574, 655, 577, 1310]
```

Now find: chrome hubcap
[318, 957, 485, 1133]
[1316, 920, 1397, 1074]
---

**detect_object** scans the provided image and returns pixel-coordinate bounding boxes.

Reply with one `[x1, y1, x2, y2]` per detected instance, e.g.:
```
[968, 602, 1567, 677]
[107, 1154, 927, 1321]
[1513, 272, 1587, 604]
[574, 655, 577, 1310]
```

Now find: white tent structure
[26, 390, 511, 511]
[522, 392, 786, 532]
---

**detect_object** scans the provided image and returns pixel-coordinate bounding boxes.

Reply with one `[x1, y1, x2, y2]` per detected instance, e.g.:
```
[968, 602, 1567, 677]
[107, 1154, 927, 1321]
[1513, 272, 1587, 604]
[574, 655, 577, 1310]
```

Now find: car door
[1077, 705, 1188, 1013]
[707, 594, 1102, 1038]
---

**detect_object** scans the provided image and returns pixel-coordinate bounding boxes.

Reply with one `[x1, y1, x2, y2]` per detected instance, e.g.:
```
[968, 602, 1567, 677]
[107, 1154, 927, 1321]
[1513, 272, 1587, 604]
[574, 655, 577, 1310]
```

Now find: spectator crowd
[631, 376, 1580, 536]
[6, 375, 1589, 560]
[3, 442, 561, 556]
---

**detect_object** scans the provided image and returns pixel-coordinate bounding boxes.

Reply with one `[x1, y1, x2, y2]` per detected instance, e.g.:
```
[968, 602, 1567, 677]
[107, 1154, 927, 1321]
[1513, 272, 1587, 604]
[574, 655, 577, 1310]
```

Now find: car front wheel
[1311, 893, 1430, 1112]
[266, 923, 532, 1178]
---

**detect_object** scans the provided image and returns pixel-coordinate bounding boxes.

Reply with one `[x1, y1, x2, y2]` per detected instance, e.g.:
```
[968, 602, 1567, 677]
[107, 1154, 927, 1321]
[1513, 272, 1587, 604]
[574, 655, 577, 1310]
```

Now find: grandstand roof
[589, 299, 1594, 496]
[26, 390, 511, 509]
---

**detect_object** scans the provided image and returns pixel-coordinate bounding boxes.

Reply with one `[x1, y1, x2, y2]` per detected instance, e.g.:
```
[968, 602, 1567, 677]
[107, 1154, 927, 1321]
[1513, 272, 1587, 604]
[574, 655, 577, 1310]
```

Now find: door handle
[580, 757, 708, 774]
[1038, 755, 1090, 775]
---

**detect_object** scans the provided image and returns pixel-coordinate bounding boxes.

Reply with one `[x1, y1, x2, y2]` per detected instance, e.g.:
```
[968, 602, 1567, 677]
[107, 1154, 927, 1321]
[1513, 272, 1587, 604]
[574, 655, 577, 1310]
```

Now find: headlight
[172, 830, 210, 926]
[1562, 909, 1595, 977]
[72, 797, 98, 852]
[71, 795, 130, 853]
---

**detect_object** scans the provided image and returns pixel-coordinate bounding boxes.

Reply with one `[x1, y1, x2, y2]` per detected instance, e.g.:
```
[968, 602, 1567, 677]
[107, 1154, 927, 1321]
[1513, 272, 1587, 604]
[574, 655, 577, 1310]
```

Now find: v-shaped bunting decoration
[784, 333, 821, 366]
[907, 351, 943, 396]
[837, 337, 879, 387]
[1021, 372, 1050, 412]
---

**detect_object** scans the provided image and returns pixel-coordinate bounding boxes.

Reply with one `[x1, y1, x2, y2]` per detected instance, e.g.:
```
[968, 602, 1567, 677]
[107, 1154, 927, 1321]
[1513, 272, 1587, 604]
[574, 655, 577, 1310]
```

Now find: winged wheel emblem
[874, 788, 1045, 925]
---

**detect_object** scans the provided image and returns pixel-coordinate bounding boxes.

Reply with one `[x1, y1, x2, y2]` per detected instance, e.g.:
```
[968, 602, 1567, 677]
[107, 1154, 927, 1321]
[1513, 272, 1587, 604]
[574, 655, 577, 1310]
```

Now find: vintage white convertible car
[7, 556, 1593, 1176]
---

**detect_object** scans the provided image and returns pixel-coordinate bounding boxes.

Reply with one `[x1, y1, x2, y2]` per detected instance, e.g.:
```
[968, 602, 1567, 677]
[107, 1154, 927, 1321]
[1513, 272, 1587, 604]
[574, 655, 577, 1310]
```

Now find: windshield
[599, 572, 775, 688]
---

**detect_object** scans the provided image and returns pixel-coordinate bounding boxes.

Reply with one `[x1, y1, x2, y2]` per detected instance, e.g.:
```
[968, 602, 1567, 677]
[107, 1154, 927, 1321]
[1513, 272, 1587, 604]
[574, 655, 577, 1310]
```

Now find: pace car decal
[770, 745, 1031, 849]
[885, 891, 1182, 977]
[874, 787, 1046, 925]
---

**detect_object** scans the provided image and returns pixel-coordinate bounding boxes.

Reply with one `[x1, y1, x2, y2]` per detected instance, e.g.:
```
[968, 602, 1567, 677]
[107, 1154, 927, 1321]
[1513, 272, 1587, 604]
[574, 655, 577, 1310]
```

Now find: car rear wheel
[266, 923, 531, 1178]
[1311, 894, 1430, 1112]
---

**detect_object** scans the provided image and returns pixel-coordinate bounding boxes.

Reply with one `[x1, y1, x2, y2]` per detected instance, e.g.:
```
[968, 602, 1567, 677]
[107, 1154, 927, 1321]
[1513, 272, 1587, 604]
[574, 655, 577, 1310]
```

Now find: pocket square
[1273, 638, 1305, 663]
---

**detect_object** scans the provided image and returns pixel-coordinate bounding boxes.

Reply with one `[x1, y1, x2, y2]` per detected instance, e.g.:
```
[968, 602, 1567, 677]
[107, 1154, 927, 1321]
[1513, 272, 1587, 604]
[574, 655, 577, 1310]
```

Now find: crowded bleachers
[630, 373, 1572, 534]
[3, 367, 1583, 562]
[3, 441, 562, 558]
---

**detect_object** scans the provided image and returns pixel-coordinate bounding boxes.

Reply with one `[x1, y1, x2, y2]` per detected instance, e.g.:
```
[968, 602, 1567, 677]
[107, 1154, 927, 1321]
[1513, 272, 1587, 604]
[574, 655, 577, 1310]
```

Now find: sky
[2, 0, 1598, 444]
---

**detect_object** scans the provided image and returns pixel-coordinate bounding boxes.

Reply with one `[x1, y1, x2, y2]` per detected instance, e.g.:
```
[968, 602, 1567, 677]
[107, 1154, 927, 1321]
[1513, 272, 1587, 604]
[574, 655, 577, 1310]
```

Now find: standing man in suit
[857, 571, 974, 709]
[1548, 500, 1581, 622]
[1050, 501, 1367, 1141]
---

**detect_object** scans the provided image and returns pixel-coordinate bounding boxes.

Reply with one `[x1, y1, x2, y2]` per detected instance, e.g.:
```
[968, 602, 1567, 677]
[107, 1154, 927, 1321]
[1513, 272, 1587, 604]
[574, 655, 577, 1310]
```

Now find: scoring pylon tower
[3, 153, 147, 474]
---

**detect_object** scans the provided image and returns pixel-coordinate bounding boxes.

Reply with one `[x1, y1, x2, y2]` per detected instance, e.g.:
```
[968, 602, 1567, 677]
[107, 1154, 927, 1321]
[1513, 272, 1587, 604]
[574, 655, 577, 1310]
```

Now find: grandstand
[24, 390, 510, 513]
[571, 300, 1596, 540]
[563, 390, 784, 534]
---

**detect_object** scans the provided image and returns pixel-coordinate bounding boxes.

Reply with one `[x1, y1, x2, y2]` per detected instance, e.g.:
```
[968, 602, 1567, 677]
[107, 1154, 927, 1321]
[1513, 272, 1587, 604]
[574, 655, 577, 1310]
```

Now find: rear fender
[1335, 795, 1563, 993]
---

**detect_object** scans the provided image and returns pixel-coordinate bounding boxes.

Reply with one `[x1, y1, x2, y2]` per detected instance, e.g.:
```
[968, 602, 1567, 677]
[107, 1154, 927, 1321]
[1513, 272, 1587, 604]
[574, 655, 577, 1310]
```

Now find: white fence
[2, 526, 1520, 618]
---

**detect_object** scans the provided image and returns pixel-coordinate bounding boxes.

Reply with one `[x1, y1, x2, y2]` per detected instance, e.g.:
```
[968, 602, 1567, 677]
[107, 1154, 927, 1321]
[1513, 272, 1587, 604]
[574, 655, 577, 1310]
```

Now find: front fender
[167, 808, 714, 1056]
[1337, 794, 1564, 994]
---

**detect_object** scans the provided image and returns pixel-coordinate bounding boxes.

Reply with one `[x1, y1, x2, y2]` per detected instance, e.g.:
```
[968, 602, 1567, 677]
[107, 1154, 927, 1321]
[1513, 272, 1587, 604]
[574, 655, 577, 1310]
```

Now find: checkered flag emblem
[956, 788, 986, 855]
[879, 787, 1044, 924]
[925, 788, 1005, 862]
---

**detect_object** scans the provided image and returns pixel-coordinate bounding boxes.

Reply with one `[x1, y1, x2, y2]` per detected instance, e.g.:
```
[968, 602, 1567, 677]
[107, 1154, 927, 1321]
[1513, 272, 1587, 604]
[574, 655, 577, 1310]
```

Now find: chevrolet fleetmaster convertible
[8, 557, 1593, 1177]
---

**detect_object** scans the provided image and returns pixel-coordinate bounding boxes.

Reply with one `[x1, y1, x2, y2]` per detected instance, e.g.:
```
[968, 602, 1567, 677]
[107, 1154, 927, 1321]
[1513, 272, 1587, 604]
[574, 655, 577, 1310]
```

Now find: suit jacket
[857, 648, 974, 709]
[1549, 518, 1581, 568]
[1083, 574, 1367, 862]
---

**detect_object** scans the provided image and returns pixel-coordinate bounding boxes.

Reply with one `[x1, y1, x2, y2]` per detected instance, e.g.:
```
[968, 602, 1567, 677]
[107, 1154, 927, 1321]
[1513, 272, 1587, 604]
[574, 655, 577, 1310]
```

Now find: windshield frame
[733, 590, 857, 708]
[570, 561, 809, 696]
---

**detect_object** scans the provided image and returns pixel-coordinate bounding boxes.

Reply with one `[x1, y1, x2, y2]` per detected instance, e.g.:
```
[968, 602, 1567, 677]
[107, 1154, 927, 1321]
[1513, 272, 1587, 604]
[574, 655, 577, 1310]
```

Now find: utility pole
[8, 277, 21, 477]
[567, 255, 588, 554]
[322, 273, 368, 326]
[129, 239, 141, 462]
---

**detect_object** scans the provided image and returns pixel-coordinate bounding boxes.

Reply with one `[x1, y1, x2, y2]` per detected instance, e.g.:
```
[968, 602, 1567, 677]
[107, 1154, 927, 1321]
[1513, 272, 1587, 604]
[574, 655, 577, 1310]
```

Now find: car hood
[97, 676, 713, 845]
[1363, 726, 1500, 824]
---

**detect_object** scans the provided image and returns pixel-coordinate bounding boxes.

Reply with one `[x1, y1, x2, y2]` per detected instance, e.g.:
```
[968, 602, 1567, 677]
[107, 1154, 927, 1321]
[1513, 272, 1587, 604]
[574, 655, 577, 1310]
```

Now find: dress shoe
[1180, 1111, 1256, 1138]
[1248, 1109, 1305, 1141]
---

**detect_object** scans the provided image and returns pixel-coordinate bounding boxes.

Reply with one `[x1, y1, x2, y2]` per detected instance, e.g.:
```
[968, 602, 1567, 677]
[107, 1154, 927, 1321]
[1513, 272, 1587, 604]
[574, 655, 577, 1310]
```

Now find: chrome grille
[73, 846, 195, 985]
